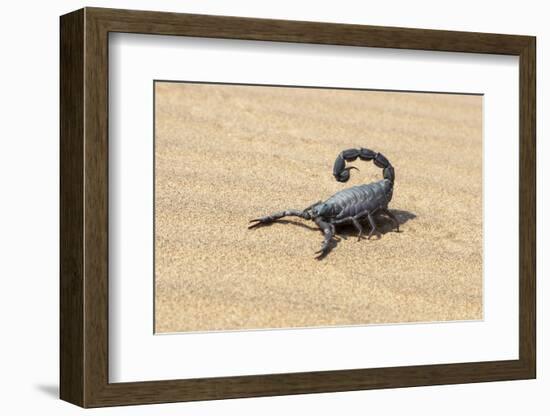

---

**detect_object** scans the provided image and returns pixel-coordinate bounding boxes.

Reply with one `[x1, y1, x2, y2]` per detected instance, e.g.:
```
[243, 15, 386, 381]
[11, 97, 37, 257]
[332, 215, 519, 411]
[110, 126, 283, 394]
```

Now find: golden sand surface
[154, 82, 483, 333]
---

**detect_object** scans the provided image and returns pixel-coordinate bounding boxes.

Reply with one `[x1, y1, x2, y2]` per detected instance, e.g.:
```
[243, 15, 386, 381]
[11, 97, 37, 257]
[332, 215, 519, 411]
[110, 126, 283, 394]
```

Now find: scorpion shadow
[337, 209, 416, 238]
[314, 209, 416, 259]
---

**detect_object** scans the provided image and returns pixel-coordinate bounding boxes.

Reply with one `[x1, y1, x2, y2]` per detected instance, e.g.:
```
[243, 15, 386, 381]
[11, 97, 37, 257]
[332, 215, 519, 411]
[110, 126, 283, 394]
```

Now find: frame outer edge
[82, 6, 111, 408]
[60, 8, 86, 407]
[62, 7, 537, 407]
[85, 6, 531, 55]
[519, 37, 536, 377]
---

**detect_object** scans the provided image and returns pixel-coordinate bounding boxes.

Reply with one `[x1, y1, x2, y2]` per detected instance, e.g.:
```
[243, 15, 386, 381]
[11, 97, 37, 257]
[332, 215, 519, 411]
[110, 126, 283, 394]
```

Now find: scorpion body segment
[249, 147, 399, 258]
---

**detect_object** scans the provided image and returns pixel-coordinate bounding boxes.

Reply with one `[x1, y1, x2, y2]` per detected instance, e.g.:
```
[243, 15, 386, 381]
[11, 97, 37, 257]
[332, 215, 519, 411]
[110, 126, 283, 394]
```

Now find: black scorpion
[248, 148, 399, 258]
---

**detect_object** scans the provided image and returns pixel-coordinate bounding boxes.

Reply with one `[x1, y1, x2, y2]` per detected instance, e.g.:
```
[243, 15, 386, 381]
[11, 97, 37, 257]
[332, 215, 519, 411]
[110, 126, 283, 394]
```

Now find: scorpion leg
[330, 215, 364, 241]
[380, 208, 400, 232]
[314, 217, 334, 259]
[351, 209, 376, 240]
[366, 213, 379, 240]
[351, 218, 364, 241]
[248, 209, 311, 229]
[333, 210, 370, 241]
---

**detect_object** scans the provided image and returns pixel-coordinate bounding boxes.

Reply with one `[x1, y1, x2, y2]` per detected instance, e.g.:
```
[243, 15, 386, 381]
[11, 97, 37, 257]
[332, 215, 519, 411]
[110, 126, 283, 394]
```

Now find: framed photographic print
[60, 7, 536, 407]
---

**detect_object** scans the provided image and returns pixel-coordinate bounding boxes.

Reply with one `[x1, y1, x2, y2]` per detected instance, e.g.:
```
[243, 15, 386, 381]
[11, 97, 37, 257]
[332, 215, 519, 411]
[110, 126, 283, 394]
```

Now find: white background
[0, 0, 545, 415]
[110, 34, 519, 382]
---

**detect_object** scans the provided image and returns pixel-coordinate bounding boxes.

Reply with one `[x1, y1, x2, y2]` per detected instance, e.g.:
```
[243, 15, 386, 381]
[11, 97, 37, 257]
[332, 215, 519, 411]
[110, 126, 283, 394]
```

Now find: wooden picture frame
[60, 7, 536, 408]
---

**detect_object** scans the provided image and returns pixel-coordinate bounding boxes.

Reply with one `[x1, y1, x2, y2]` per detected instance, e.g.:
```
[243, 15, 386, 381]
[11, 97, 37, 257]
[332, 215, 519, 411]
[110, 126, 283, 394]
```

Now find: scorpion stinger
[333, 147, 395, 184]
[249, 147, 400, 258]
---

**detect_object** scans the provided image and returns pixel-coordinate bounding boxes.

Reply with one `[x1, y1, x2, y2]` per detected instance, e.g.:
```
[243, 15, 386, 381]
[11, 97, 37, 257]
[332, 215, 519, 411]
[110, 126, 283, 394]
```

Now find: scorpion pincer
[248, 147, 400, 258]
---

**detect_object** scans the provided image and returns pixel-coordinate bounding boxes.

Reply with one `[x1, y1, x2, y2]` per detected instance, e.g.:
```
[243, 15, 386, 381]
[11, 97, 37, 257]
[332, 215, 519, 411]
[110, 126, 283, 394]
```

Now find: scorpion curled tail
[332, 147, 395, 184]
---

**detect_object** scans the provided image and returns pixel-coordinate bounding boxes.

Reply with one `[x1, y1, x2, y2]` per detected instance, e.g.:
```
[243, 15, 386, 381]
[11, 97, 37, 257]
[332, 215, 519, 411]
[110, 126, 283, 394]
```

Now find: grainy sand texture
[154, 82, 483, 333]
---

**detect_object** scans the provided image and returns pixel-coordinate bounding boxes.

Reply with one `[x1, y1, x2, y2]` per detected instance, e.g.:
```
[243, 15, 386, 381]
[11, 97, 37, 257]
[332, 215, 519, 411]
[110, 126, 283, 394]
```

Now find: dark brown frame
[60, 7, 536, 408]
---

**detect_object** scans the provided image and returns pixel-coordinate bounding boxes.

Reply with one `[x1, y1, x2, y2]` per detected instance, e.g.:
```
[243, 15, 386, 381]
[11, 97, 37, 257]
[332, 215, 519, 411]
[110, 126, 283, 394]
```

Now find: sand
[154, 82, 483, 333]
